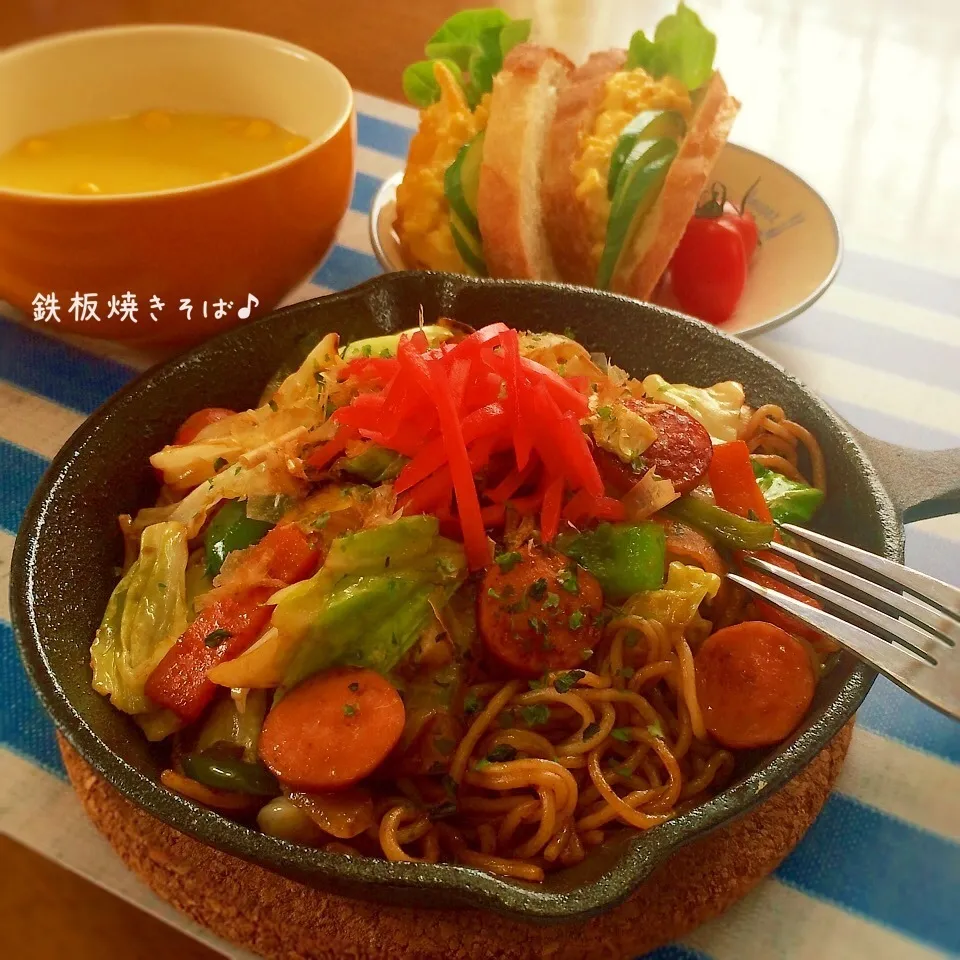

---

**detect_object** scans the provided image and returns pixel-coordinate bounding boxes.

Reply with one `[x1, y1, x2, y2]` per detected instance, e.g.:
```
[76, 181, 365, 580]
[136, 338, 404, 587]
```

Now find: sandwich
[542, 4, 739, 295]
[395, 9, 573, 279]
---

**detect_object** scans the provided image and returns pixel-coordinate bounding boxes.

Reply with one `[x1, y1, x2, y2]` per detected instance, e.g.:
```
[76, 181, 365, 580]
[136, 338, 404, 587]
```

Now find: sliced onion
[623, 469, 678, 521]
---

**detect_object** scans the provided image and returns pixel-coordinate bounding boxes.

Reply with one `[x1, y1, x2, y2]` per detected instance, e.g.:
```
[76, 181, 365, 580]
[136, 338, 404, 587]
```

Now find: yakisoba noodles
[91, 321, 831, 882]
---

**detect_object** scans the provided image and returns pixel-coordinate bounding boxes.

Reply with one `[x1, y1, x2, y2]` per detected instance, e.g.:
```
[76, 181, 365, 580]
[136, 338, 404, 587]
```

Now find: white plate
[368, 143, 842, 339]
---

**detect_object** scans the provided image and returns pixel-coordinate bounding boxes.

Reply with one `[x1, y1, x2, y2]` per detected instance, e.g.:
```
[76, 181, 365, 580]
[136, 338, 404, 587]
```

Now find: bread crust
[478, 44, 574, 280]
[615, 72, 740, 299]
[541, 50, 626, 286]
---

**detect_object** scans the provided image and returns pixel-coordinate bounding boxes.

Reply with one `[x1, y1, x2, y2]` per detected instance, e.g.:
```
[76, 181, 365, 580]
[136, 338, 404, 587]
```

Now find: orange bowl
[0, 25, 355, 345]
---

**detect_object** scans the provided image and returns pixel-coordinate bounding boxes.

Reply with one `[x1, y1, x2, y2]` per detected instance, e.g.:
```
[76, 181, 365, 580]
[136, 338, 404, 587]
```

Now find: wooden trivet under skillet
[59, 723, 852, 960]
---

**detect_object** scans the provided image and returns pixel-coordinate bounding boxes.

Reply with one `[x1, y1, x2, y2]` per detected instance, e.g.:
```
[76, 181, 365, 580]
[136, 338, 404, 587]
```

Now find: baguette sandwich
[542, 4, 739, 295]
[395, 10, 573, 280]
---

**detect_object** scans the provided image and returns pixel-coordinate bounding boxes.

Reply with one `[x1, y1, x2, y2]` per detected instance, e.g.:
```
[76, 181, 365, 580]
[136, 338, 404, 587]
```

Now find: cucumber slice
[444, 131, 486, 236]
[607, 110, 686, 199]
[450, 211, 487, 276]
[596, 137, 678, 290]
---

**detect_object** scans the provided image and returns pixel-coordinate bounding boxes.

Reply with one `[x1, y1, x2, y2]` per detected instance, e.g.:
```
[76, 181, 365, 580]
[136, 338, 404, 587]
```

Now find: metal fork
[727, 523, 960, 721]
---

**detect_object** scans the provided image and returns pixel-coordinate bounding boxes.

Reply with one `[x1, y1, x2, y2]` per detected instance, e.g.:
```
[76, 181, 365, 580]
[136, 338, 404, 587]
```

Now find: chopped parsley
[156, 582, 166, 593]
[580, 648, 594, 660]
[520, 704, 550, 728]
[348, 681, 360, 693]
[527, 577, 548, 600]
[553, 669, 585, 694]
[312, 511, 331, 529]
[648, 719, 665, 739]
[558, 566, 579, 594]
[379, 348, 392, 358]
[543, 592, 560, 610]
[582, 722, 601, 741]
[611, 727, 633, 743]
[615, 765, 632, 778]
[563, 326, 576, 339]
[568, 610, 585, 630]
[436, 556, 459, 576]
[618, 666, 636, 679]
[494, 550, 522, 572]
[213, 456, 228, 471]
[487, 586, 502, 600]
[203, 628, 232, 648]
[473, 758, 491, 772]
[342, 703, 358, 717]
[527, 615, 547, 635]
[486, 744, 518, 763]
[596, 405, 614, 421]
[268, 400, 279, 412]
[463, 691, 482, 715]
[361, 343, 373, 357]
[234, 465, 242, 476]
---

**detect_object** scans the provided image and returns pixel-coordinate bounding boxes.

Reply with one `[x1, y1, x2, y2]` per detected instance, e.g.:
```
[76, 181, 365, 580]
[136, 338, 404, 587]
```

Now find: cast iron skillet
[11, 273, 960, 923]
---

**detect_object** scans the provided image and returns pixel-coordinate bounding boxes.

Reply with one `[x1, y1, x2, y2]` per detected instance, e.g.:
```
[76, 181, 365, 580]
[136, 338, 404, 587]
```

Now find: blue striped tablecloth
[0, 91, 957, 960]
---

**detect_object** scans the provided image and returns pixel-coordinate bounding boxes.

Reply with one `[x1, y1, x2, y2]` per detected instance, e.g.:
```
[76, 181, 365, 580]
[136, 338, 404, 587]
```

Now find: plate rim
[368, 142, 844, 340]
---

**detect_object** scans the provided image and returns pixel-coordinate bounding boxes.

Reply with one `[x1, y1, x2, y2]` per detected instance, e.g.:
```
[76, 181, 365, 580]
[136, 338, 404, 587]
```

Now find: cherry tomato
[723, 200, 759, 260]
[174, 407, 236, 445]
[669, 216, 747, 326]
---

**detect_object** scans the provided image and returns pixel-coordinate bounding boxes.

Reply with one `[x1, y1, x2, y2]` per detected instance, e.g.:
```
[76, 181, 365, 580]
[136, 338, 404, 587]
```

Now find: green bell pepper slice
[204, 499, 273, 577]
[557, 522, 666, 602]
[751, 463, 825, 524]
[666, 496, 775, 550]
[181, 749, 279, 797]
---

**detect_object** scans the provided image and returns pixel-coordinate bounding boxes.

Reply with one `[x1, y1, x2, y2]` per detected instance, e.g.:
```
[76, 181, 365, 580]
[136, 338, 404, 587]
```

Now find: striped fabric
[0, 91, 957, 959]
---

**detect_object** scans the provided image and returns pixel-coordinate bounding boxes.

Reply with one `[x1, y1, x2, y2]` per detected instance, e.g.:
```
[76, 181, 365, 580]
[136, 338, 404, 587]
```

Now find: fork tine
[744, 555, 946, 664]
[767, 540, 959, 647]
[780, 522, 960, 616]
[728, 573, 958, 720]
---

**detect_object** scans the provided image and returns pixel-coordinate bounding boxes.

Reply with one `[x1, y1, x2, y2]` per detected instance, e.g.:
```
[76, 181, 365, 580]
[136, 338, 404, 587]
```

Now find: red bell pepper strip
[480, 502, 507, 527]
[442, 322, 508, 366]
[486, 456, 539, 503]
[398, 339, 490, 569]
[339, 356, 399, 383]
[518, 357, 590, 418]
[394, 403, 506, 494]
[398, 467, 455, 516]
[145, 587, 273, 723]
[540, 475, 565, 543]
[501, 330, 533, 470]
[563, 490, 627, 523]
[708, 441, 773, 522]
[307, 425, 358, 470]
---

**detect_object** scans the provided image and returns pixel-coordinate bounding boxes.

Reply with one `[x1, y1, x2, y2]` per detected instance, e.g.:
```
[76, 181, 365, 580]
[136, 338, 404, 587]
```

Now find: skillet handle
[848, 428, 960, 523]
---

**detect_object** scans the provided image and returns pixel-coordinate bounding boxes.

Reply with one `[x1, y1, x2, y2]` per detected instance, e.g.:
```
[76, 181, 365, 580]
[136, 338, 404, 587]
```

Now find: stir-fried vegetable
[273, 518, 466, 692]
[91, 521, 189, 715]
[194, 689, 269, 763]
[204, 499, 274, 577]
[666, 495, 774, 550]
[623, 561, 720, 628]
[181, 749, 279, 796]
[557, 523, 666, 601]
[341, 325, 455, 361]
[752, 462, 824, 524]
[341, 444, 409, 483]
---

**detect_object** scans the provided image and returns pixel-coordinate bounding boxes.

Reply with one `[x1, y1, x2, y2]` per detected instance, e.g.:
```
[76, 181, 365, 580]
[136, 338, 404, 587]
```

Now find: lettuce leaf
[403, 9, 531, 108]
[642, 374, 744, 442]
[91, 521, 189, 715]
[625, 3, 716, 91]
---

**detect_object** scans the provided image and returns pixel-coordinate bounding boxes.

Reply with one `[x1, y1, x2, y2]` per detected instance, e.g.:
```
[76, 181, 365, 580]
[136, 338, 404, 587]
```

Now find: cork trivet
[60, 723, 852, 960]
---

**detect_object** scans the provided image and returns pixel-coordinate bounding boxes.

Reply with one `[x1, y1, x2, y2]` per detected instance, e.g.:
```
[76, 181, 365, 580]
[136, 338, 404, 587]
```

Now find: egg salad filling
[395, 64, 491, 273]
[571, 69, 692, 267]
